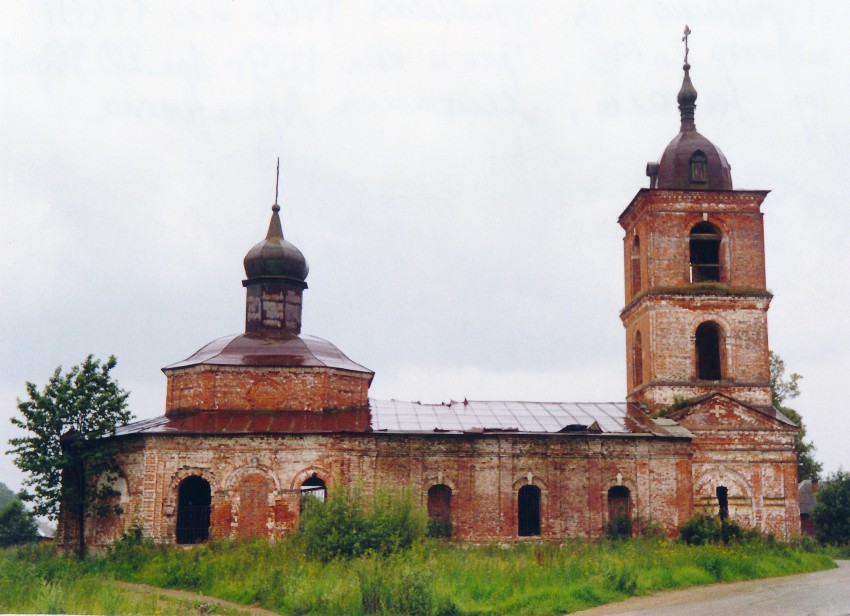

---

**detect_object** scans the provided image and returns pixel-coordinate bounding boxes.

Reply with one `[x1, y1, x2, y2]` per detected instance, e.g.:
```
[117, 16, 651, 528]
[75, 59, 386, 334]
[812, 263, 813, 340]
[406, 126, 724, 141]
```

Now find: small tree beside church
[7, 355, 132, 556]
[769, 351, 822, 481]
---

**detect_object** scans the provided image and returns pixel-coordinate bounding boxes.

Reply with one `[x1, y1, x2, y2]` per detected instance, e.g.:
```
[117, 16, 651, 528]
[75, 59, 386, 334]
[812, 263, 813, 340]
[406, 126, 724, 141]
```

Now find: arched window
[695, 322, 722, 381]
[689, 150, 708, 184]
[633, 331, 644, 387]
[427, 484, 453, 537]
[299, 473, 327, 511]
[518, 485, 541, 537]
[631, 236, 642, 295]
[689, 222, 722, 282]
[176, 476, 211, 544]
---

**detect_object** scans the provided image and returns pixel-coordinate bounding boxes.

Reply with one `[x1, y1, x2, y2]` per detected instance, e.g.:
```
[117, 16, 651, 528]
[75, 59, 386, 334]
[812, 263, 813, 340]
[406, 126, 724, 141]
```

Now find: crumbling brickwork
[165, 366, 370, 414]
[673, 395, 801, 538]
[73, 430, 696, 548]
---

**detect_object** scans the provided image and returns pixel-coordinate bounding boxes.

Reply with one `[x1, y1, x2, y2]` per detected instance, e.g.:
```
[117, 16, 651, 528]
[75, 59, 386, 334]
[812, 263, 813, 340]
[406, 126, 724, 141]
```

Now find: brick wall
[69, 431, 698, 549]
[164, 366, 370, 414]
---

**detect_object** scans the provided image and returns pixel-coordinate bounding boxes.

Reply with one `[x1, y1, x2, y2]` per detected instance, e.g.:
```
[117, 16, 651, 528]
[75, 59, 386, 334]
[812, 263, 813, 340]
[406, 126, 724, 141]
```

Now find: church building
[57, 52, 801, 549]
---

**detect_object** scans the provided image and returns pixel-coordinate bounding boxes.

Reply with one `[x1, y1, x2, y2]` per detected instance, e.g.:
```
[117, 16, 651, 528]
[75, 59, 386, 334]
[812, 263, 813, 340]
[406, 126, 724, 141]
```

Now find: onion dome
[653, 62, 733, 190]
[243, 203, 309, 283]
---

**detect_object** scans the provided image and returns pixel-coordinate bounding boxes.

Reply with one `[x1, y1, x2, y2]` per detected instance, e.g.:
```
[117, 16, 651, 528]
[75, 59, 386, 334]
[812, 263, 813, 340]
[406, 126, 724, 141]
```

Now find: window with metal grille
[176, 476, 211, 544]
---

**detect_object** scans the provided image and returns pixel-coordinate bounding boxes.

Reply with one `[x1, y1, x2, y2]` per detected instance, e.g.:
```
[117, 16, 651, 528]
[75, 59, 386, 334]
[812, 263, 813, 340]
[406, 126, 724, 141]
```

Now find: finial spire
[273, 157, 281, 213]
[266, 158, 284, 240]
[677, 26, 697, 132]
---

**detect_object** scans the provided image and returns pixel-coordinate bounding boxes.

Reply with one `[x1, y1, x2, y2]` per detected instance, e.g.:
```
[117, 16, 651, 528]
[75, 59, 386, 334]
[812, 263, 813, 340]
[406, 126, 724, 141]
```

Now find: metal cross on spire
[682, 25, 691, 65]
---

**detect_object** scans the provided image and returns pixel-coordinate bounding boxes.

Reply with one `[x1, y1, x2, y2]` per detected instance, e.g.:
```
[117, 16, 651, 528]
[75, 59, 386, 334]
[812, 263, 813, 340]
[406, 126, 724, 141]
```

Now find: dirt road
[575, 560, 850, 615]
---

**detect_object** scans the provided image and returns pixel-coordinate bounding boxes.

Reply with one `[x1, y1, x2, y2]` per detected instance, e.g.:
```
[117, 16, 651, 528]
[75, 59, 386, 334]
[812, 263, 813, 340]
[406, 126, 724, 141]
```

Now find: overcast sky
[2, 1, 849, 493]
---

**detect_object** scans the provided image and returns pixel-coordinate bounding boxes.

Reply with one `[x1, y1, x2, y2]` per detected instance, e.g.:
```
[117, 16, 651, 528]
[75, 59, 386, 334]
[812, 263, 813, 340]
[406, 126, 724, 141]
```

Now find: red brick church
[58, 54, 801, 549]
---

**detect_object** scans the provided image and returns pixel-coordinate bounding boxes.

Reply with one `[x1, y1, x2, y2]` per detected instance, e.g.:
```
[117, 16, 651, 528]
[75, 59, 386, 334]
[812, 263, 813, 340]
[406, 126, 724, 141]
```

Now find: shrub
[679, 513, 722, 545]
[635, 516, 666, 540]
[606, 514, 633, 540]
[299, 483, 427, 561]
[427, 519, 453, 539]
[679, 514, 761, 545]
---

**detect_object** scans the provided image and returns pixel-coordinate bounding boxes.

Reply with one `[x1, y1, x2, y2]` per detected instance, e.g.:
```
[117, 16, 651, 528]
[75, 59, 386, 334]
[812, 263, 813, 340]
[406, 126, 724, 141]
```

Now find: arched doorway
[607, 486, 632, 538]
[176, 476, 211, 544]
[427, 484, 452, 537]
[518, 485, 541, 537]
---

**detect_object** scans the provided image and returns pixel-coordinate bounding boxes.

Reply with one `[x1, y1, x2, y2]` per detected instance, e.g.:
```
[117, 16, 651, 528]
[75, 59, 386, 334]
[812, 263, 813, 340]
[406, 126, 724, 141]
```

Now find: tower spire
[677, 25, 698, 132]
[274, 157, 280, 212]
[266, 157, 284, 240]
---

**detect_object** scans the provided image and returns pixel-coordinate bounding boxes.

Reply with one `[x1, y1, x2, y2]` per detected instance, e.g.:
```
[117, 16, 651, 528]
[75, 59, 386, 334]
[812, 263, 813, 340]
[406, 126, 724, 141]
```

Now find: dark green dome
[243, 204, 309, 282]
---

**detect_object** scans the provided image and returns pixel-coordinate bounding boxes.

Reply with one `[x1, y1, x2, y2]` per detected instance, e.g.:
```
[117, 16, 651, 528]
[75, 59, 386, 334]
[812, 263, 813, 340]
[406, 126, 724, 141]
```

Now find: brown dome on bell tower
[648, 52, 733, 190]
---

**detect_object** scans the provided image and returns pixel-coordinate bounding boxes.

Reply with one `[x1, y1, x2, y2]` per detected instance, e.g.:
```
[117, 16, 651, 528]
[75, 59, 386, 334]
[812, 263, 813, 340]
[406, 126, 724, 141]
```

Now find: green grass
[0, 547, 244, 615]
[0, 537, 838, 615]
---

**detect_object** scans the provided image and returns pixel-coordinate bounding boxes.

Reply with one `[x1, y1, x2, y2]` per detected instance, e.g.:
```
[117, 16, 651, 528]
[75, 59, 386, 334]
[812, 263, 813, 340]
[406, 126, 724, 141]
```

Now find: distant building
[58, 52, 800, 550]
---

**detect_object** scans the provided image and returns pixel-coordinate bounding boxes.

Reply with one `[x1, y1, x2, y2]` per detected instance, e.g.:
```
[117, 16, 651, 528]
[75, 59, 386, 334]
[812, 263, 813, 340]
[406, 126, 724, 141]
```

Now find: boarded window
[518, 485, 541, 537]
[631, 236, 642, 295]
[176, 476, 211, 544]
[696, 322, 722, 380]
[633, 331, 644, 386]
[299, 474, 326, 511]
[689, 222, 721, 282]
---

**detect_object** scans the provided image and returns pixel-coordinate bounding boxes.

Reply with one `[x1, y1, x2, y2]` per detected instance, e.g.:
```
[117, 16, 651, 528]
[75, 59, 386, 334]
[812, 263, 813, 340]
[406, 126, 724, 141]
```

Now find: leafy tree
[0, 499, 39, 547]
[7, 354, 132, 556]
[0, 482, 16, 509]
[769, 351, 822, 481]
[811, 470, 850, 545]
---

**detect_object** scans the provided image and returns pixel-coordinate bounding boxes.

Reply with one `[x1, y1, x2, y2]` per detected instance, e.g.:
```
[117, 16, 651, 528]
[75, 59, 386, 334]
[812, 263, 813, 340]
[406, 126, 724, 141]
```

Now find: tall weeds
[0, 532, 838, 615]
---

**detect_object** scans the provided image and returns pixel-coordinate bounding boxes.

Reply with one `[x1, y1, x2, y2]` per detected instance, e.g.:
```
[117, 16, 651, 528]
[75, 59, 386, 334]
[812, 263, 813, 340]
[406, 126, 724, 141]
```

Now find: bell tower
[619, 36, 774, 413]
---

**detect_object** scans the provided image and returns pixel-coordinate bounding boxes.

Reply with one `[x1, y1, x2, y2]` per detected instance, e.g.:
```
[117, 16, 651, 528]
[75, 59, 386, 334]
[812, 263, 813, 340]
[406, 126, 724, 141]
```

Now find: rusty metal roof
[113, 399, 691, 438]
[163, 333, 373, 379]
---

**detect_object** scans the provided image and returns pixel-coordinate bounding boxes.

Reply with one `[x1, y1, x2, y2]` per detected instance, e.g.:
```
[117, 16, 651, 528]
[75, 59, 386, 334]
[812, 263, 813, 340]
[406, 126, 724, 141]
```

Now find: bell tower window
[633, 331, 643, 386]
[631, 236, 642, 295]
[689, 151, 708, 184]
[695, 321, 723, 381]
[689, 222, 722, 282]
